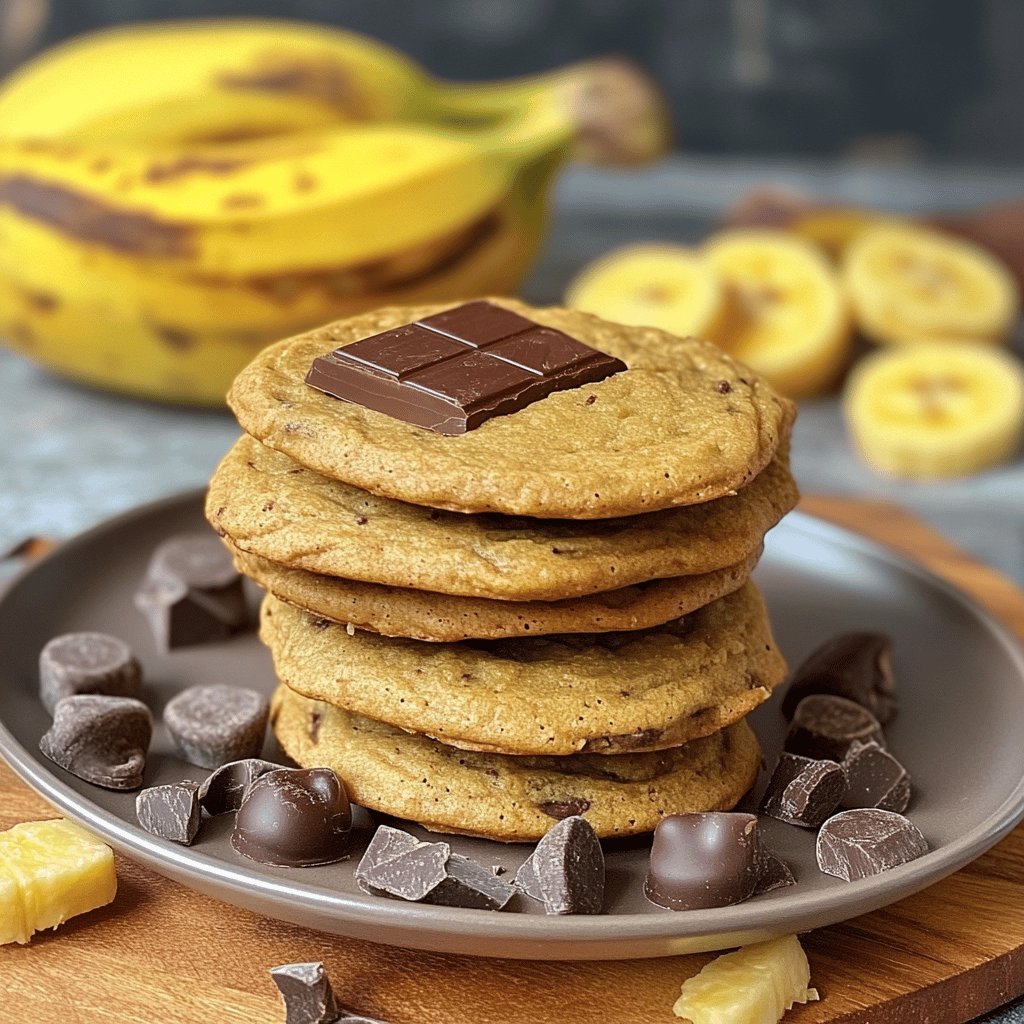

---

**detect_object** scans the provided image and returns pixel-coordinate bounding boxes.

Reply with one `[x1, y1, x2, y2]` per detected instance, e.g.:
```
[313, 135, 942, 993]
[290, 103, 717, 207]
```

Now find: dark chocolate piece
[305, 300, 627, 435]
[644, 812, 760, 911]
[840, 741, 911, 813]
[135, 533, 248, 650]
[816, 808, 927, 881]
[136, 780, 201, 845]
[39, 694, 152, 790]
[785, 694, 885, 762]
[752, 846, 796, 895]
[426, 853, 515, 911]
[164, 684, 269, 769]
[782, 632, 897, 724]
[38, 631, 142, 715]
[198, 757, 283, 815]
[232, 767, 351, 866]
[514, 815, 605, 915]
[760, 752, 847, 828]
[355, 824, 421, 888]
[363, 842, 450, 901]
[269, 962, 338, 1024]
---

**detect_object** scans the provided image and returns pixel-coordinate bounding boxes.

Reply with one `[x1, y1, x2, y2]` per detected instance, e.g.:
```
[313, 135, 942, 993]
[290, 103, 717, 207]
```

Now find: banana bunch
[565, 230, 852, 399]
[0, 20, 670, 405]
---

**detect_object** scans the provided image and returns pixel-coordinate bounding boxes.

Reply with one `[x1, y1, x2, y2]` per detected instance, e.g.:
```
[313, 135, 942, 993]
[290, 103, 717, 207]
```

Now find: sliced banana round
[702, 229, 852, 399]
[843, 343, 1024, 479]
[844, 223, 1020, 346]
[564, 243, 727, 340]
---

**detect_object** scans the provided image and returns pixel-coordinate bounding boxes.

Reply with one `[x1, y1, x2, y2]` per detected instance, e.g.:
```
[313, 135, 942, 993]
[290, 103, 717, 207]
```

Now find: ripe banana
[0, 21, 670, 404]
[701, 229, 853, 399]
[563, 243, 728, 340]
[843, 223, 1020, 346]
[843, 342, 1024, 479]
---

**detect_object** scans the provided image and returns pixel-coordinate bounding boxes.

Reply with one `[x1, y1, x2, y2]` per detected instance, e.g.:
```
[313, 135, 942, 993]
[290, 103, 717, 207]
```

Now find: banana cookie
[228, 299, 795, 518]
[206, 435, 797, 601]
[260, 582, 786, 756]
[232, 545, 760, 641]
[271, 685, 762, 841]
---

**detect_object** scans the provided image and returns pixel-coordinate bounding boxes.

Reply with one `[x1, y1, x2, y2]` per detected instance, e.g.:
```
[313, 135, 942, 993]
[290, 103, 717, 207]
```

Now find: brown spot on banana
[221, 193, 266, 211]
[152, 324, 196, 351]
[143, 142, 321, 184]
[0, 175, 195, 258]
[14, 287, 59, 314]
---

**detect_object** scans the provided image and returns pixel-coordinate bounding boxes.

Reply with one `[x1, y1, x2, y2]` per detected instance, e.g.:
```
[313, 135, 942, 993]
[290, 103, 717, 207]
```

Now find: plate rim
[2, 488, 1024, 957]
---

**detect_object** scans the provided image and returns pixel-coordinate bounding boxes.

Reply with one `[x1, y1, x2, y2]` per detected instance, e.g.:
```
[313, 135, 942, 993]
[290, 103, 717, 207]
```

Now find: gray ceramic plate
[2, 491, 1024, 960]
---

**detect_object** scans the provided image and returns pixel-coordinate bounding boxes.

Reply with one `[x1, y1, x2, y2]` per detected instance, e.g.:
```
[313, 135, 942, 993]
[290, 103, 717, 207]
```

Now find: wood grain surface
[3, 496, 1024, 1024]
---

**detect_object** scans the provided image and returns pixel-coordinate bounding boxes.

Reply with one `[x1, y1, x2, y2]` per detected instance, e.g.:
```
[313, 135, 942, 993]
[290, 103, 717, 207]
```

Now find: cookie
[270, 685, 762, 841]
[260, 582, 786, 756]
[206, 436, 797, 602]
[228, 299, 794, 519]
[232, 545, 760, 641]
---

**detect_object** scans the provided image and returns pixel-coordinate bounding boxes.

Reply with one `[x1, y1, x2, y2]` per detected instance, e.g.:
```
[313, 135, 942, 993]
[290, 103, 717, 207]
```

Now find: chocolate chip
[785, 694, 885, 762]
[164, 684, 268, 769]
[39, 694, 152, 790]
[816, 808, 927, 881]
[38, 631, 142, 715]
[760, 752, 847, 828]
[782, 632, 897, 724]
[716, 380, 732, 394]
[135, 532, 248, 650]
[136, 780, 201, 844]
[308, 710, 322, 743]
[840, 741, 911, 813]
[269, 962, 338, 1024]
[197, 758, 283, 815]
[538, 798, 591, 820]
[232, 768, 352, 867]
[644, 813, 760, 911]
[514, 815, 605, 915]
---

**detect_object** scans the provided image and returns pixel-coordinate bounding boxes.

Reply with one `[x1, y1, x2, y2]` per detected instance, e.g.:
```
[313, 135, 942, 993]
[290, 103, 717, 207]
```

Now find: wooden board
[3, 496, 1024, 1024]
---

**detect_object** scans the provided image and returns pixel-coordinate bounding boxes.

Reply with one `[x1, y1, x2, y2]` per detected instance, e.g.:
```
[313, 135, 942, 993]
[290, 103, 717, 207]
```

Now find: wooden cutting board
[3, 496, 1024, 1024]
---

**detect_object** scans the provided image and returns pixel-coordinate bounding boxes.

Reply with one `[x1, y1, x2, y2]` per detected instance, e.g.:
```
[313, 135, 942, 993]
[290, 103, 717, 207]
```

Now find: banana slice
[843, 343, 1024, 478]
[564, 243, 727, 341]
[702, 229, 852, 399]
[844, 223, 1020, 346]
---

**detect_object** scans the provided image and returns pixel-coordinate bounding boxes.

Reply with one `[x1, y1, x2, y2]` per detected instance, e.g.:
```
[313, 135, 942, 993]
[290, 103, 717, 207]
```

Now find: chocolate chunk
[427, 853, 515, 911]
[38, 631, 142, 715]
[198, 757, 283, 815]
[514, 815, 605, 915]
[785, 694, 885, 762]
[136, 780, 201, 845]
[305, 300, 627, 435]
[355, 824, 422, 885]
[232, 767, 351, 866]
[782, 633, 897, 724]
[538, 798, 591, 820]
[817, 808, 928, 880]
[135, 533, 248, 650]
[644, 812, 760, 911]
[363, 842, 450, 901]
[39, 694, 152, 790]
[164, 684, 269, 769]
[269, 962, 338, 1024]
[840, 741, 911, 813]
[752, 846, 796, 895]
[760, 752, 847, 828]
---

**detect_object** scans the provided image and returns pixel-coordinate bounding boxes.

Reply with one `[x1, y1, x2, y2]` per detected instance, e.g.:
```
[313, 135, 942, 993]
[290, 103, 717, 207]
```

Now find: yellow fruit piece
[843, 343, 1024, 479]
[702, 229, 852, 399]
[674, 934, 818, 1024]
[843, 223, 1020, 346]
[564, 243, 728, 340]
[0, 818, 117, 945]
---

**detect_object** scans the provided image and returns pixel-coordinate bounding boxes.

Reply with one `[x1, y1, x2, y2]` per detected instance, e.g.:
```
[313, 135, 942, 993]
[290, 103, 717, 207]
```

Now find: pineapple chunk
[0, 818, 117, 944]
[674, 934, 819, 1024]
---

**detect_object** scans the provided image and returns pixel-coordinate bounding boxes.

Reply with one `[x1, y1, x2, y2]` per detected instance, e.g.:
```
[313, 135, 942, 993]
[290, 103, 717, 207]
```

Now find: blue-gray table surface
[1, 155, 1023, 1023]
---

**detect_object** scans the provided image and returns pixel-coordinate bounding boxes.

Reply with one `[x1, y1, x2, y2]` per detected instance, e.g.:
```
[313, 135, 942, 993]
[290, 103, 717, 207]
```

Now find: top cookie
[229, 298, 794, 519]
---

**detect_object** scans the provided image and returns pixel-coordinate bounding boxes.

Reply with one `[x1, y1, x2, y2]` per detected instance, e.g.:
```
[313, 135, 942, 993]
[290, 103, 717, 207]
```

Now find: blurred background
[2, 0, 1024, 587]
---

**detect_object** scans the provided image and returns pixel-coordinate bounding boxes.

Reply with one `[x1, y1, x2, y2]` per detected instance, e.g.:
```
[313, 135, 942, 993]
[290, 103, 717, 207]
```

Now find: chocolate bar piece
[198, 757, 283, 815]
[840, 741, 911, 813]
[785, 694, 885, 762]
[760, 752, 847, 829]
[39, 694, 152, 790]
[269, 962, 338, 1024]
[514, 815, 605, 915]
[164, 684, 269, 769]
[136, 780, 201, 845]
[782, 633, 898, 723]
[39, 631, 142, 715]
[305, 300, 627, 435]
[816, 808, 927, 881]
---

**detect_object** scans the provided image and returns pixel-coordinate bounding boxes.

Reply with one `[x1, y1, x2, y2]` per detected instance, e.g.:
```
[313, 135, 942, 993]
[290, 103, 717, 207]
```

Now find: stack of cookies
[206, 299, 797, 842]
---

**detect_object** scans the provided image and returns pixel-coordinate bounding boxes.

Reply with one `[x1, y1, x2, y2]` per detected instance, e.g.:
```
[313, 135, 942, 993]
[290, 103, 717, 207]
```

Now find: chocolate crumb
[717, 380, 732, 394]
